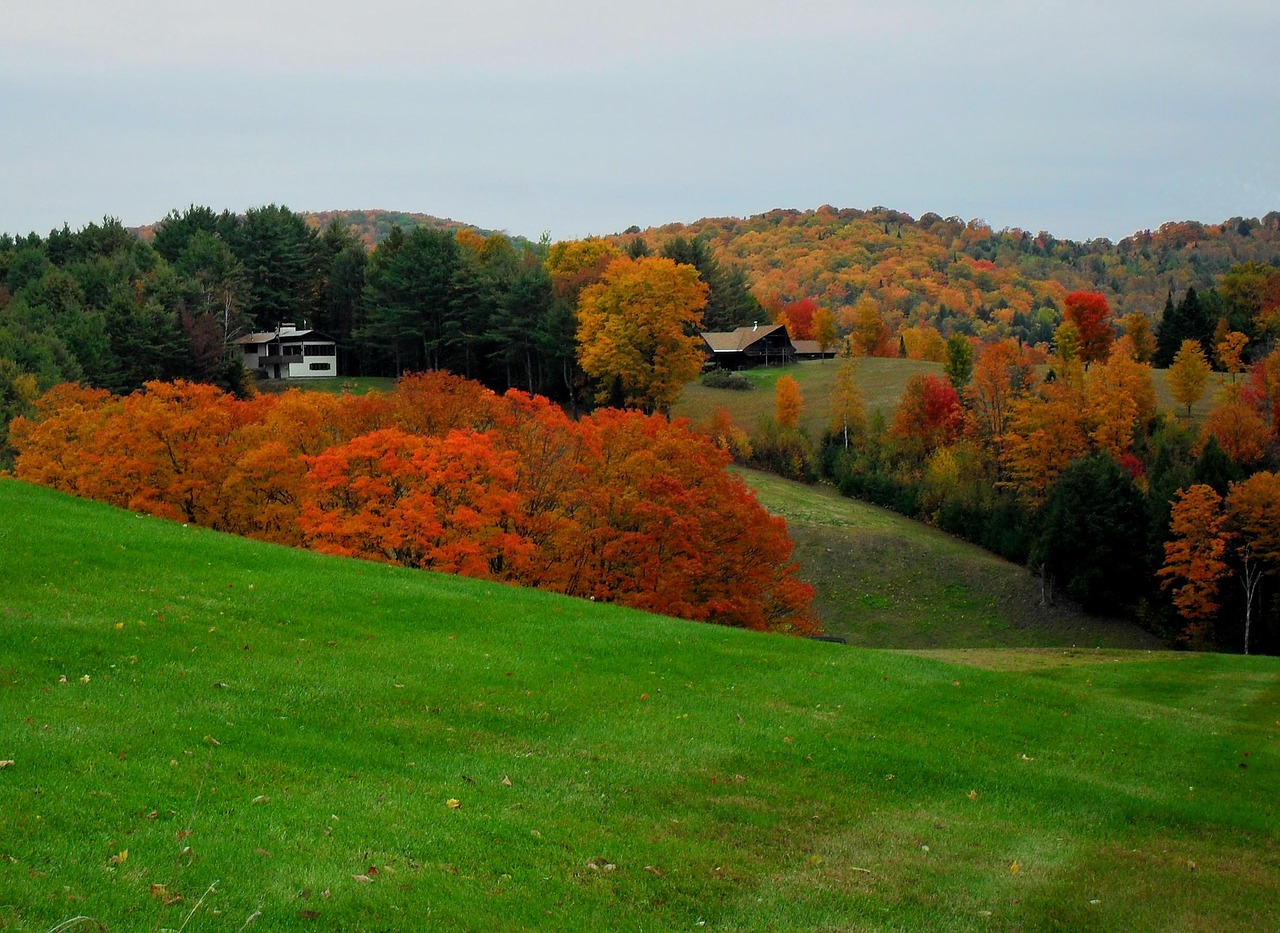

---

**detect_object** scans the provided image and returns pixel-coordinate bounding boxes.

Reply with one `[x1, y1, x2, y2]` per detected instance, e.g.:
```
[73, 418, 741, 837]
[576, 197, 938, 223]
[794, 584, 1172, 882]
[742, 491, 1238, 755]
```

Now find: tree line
[0, 205, 769, 459]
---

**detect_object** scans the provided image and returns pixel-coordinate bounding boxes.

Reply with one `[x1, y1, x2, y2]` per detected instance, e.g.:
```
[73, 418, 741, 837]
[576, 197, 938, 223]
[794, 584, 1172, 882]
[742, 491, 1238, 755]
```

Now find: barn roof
[701, 323, 789, 352]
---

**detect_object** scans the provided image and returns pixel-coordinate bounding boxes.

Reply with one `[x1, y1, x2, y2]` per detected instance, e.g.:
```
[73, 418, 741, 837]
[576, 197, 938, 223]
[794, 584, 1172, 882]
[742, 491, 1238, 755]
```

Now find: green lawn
[1, 480, 1276, 931]
[251, 376, 397, 396]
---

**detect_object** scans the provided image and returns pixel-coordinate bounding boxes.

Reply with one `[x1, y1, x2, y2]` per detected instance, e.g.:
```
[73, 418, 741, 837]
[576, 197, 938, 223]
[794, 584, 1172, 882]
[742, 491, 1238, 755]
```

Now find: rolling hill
[1, 478, 1276, 931]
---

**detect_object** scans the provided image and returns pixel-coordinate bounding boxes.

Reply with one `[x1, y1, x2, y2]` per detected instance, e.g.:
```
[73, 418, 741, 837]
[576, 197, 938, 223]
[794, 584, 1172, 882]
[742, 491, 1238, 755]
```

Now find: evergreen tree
[1030, 453, 1150, 612]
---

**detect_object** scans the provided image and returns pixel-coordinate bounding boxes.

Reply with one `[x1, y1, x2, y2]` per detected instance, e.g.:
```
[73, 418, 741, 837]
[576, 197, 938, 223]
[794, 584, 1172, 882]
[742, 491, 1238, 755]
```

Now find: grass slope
[674, 358, 1230, 438]
[737, 468, 1163, 650]
[1, 480, 1277, 932]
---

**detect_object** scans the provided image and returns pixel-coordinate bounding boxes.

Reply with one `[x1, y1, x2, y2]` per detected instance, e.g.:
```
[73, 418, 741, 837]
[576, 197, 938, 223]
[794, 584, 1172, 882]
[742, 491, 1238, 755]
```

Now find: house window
[309, 363, 331, 371]
[283, 345, 303, 357]
[304, 344, 336, 357]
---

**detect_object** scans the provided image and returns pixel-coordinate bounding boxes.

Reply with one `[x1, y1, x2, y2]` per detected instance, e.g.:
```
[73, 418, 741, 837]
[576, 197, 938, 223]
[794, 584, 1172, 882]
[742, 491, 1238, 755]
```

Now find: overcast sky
[3, 1, 1277, 243]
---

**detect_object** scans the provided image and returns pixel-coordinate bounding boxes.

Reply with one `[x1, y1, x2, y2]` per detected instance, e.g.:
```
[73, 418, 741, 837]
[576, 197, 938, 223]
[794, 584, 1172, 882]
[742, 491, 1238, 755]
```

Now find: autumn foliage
[11, 374, 816, 635]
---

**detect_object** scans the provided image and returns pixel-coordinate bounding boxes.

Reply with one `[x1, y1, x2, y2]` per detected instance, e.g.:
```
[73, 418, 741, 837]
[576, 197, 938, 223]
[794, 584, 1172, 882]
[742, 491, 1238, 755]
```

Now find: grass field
[1, 479, 1276, 931]
[674, 358, 1231, 437]
[736, 468, 1162, 651]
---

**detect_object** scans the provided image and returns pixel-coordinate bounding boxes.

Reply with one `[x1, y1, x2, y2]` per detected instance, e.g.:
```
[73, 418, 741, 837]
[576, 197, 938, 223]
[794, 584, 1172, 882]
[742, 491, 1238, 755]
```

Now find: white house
[235, 324, 338, 380]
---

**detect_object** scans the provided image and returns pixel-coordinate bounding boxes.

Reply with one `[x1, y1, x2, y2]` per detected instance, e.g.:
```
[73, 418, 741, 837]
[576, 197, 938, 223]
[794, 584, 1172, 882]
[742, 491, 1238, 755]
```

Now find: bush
[750, 420, 818, 482]
[700, 369, 754, 391]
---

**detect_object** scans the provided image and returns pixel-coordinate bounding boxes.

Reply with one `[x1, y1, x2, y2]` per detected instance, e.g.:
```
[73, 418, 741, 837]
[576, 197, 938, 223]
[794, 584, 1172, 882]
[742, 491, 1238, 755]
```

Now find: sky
[3, 1, 1278, 244]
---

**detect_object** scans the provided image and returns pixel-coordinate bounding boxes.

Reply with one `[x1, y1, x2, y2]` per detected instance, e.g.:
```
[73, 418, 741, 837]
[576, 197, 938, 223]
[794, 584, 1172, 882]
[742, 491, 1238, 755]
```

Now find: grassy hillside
[1, 480, 1277, 931]
[675, 358, 1229, 439]
[737, 468, 1162, 650]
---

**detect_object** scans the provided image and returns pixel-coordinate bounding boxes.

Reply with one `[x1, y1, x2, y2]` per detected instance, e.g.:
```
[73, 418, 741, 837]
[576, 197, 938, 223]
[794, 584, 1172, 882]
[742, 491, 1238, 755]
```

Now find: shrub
[700, 369, 754, 391]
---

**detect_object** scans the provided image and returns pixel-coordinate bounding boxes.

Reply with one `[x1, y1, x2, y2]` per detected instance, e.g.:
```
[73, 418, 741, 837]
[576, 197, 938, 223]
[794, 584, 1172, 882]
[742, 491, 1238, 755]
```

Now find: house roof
[702, 323, 789, 353]
[235, 329, 327, 346]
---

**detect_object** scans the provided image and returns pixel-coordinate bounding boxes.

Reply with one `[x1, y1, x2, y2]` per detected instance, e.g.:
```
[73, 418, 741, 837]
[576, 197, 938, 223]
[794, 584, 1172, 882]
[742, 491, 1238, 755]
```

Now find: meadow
[737, 468, 1162, 651]
[673, 357, 1231, 437]
[1, 479, 1276, 931]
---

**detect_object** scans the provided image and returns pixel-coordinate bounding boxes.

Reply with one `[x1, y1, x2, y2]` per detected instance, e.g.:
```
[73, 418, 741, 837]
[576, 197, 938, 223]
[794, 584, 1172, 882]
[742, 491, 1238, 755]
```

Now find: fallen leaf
[446, 798, 462, 809]
[81, 675, 90, 684]
[114, 623, 125, 631]
[205, 735, 220, 747]
[352, 874, 373, 884]
[0, 761, 14, 769]
[644, 865, 663, 877]
[300, 910, 320, 921]
[1020, 754, 1036, 761]
[255, 848, 271, 858]
[252, 795, 269, 805]
[968, 790, 979, 801]
[149, 883, 183, 905]
[1010, 860, 1021, 875]
[501, 775, 512, 787]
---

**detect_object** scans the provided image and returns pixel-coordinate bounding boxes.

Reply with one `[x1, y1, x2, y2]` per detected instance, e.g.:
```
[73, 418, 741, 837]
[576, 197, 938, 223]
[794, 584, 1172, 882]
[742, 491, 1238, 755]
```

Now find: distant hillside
[301, 209, 537, 248]
[134, 209, 532, 249]
[623, 206, 1280, 344]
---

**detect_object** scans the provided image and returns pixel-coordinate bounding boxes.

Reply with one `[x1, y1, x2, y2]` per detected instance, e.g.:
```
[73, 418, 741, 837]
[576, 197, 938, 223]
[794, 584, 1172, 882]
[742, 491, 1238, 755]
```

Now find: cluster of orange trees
[10, 373, 816, 634]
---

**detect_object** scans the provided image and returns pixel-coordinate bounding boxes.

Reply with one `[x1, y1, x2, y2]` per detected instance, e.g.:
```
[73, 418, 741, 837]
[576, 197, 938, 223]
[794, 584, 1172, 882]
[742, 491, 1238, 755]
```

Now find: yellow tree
[829, 357, 864, 447]
[1121, 311, 1156, 362]
[775, 375, 803, 430]
[576, 256, 709, 415]
[812, 306, 838, 359]
[1215, 330, 1249, 381]
[1168, 339, 1212, 418]
[1000, 381, 1089, 508]
[1084, 348, 1156, 460]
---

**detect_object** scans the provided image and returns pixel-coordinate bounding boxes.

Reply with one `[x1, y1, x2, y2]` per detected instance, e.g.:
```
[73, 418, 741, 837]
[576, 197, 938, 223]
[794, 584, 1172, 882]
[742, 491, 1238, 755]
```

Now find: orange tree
[1158, 484, 1231, 646]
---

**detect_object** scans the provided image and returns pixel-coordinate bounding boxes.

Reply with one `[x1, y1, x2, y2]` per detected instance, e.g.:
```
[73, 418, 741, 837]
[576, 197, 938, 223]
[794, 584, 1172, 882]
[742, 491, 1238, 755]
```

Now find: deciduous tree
[1168, 339, 1213, 417]
[1063, 291, 1114, 365]
[775, 375, 803, 430]
[1159, 484, 1230, 634]
[576, 256, 708, 414]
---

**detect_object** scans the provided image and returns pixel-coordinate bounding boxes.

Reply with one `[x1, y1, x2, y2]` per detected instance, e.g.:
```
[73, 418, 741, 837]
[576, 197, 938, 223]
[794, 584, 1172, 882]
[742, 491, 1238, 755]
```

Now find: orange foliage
[967, 339, 1036, 440]
[775, 376, 803, 430]
[1201, 397, 1270, 467]
[300, 428, 534, 579]
[12, 376, 815, 635]
[1159, 485, 1230, 625]
[1000, 381, 1090, 508]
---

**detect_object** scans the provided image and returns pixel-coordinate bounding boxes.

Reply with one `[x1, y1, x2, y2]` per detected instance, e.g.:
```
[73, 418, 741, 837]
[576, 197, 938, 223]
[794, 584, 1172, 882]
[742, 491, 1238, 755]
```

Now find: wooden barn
[701, 323, 797, 370]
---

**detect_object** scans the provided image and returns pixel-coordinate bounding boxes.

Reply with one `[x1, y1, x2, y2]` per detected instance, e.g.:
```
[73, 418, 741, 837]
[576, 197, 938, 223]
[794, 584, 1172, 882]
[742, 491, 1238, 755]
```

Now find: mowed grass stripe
[0, 479, 1276, 931]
